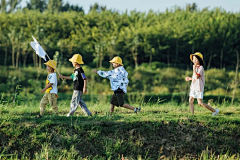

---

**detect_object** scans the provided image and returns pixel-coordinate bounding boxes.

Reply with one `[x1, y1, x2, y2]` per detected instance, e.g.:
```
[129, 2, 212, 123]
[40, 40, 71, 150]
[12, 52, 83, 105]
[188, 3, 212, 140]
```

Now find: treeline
[0, 1, 240, 69]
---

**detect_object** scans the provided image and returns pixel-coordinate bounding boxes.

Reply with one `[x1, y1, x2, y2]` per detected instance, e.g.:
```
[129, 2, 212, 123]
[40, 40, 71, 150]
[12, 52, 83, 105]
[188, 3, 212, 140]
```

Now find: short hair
[194, 55, 204, 66]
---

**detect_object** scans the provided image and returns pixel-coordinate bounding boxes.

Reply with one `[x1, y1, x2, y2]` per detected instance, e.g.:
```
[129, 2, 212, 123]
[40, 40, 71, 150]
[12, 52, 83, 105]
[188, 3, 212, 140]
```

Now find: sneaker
[66, 113, 71, 117]
[137, 107, 141, 112]
[212, 109, 219, 116]
[134, 108, 137, 113]
[134, 107, 141, 113]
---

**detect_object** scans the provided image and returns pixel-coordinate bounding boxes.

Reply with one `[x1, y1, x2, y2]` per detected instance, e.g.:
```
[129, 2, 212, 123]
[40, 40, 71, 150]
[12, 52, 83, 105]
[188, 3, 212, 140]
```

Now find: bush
[0, 66, 239, 103]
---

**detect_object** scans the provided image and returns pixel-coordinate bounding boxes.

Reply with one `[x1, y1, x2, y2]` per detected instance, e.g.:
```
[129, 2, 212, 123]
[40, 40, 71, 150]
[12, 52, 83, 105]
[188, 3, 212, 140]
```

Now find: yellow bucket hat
[69, 54, 84, 64]
[190, 52, 204, 62]
[109, 56, 123, 66]
[44, 60, 57, 71]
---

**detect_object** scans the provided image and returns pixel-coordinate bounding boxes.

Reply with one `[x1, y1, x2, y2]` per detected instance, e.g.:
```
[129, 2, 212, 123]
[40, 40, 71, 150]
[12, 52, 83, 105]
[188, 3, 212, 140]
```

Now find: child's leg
[48, 93, 58, 115]
[197, 99, 215, 112]
[115, 93, 134, 110]
[110, 94, 118, 113]
[39, 94, 49, 116]
[122, 104, 134, 110]
[78, 91, 92, 116]
[123, 104, 141, 113]
[189, 96, 195, 115]
[115, 93, 140, 112]
[110, 104, 115, 114]
[68, 91, 79, 116]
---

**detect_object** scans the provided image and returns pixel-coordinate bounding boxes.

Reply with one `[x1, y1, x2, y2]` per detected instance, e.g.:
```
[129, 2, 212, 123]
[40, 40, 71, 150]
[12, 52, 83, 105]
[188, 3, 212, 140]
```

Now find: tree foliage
[0, 3, 239, 70]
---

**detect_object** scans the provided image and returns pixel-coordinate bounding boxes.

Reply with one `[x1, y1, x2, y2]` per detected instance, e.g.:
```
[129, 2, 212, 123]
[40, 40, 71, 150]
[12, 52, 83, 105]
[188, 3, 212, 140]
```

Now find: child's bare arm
[185, 77, 192, 81]
[83, 79, 87, 94]
[59, 74, 72, 80]
[41, 83, 53, 93]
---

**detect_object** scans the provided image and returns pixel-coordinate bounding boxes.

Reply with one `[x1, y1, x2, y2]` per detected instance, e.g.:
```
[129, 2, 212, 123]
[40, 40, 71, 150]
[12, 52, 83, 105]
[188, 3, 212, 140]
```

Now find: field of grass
[0, 98, 240, 160]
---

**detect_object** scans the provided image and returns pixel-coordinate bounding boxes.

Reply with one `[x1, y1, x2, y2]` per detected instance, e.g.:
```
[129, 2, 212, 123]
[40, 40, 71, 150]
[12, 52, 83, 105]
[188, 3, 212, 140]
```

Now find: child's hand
[83, 87, 87, 94]
[41, 88, 46, 93]
[185, 77, 192, 81]
[93, 70, 97, 73]
[59, 74, 63, 79]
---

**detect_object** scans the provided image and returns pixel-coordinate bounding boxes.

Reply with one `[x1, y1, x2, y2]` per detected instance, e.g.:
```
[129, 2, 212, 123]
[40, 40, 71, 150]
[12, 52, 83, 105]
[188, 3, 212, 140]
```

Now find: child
[60, 54, 92, 117]
[38, 60, 58, 117]
[93, 56, 141, 115]
[185, 52, 219, 116]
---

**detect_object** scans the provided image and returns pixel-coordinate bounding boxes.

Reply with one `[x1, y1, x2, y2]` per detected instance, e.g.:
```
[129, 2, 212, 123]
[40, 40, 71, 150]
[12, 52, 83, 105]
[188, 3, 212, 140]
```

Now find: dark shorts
[110, 92, 125, 107]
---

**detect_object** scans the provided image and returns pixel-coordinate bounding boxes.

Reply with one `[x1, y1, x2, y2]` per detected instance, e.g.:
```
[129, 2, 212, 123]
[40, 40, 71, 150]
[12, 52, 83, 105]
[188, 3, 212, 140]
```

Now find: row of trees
[0, 2, 240, 70]
[0, 0, 85, 13]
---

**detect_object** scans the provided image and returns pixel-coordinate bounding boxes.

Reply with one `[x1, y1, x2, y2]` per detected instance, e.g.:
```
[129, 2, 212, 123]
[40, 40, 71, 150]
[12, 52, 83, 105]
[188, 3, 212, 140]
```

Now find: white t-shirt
[190, 65, 205, 92]
[47, 72, 58, 94]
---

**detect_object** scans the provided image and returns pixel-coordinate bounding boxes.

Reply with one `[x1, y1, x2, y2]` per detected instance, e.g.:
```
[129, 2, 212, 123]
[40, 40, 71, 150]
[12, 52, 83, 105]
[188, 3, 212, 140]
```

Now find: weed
[13, 85, 23, 106]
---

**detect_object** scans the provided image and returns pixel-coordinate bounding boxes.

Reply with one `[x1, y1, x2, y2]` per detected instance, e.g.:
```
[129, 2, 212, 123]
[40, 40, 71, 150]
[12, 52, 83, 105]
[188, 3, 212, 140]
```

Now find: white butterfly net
[30, 36, 47, 61]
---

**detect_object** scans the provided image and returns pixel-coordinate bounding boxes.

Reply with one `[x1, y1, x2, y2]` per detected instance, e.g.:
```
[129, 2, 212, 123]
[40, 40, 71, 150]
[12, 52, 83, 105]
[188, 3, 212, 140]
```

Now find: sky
[20, 0, 240, 13]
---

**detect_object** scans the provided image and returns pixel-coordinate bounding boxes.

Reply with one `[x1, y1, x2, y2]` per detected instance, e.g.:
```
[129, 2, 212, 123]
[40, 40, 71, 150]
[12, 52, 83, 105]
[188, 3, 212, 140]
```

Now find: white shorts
[189, 90, 203, 99]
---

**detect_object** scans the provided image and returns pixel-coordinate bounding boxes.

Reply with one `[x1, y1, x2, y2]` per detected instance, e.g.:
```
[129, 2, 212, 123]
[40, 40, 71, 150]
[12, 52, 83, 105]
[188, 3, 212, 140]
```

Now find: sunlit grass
[0, 100, 240, 159]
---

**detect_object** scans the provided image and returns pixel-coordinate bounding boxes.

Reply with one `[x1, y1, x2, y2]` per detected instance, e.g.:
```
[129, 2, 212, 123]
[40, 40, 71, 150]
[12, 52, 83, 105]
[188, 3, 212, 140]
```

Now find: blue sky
[20, 0, 240, 13]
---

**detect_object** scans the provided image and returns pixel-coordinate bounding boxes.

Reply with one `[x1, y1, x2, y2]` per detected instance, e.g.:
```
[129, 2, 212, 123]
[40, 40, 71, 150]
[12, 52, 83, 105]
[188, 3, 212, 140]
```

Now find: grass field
[0, 99, 240, 160]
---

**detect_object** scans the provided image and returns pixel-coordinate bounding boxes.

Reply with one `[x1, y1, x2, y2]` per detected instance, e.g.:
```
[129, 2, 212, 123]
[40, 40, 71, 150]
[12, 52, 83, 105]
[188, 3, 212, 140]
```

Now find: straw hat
[190, 52, 204, 62]
[69, 54, 84, 64]
[109, 56, 123, 66]
[44, 60, 57, 71]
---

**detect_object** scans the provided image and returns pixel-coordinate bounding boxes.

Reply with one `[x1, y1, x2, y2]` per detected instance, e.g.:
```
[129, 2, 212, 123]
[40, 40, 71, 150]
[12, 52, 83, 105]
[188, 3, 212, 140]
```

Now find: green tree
[26, 0, 47, 12]
[0, 0, 22, 13]
[47, 0, 62, 14]
[94, 41, 106, 68]
[89, 3, 106, 13]
[61, 2, 83, 12]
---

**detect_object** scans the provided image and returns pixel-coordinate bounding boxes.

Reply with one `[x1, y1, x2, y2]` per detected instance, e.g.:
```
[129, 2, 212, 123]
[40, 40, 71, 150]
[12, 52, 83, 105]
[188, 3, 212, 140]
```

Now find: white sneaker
[212, 109, 219, 116]
[134, 107, 141, 113]
[137, 107, 141, 112]
[66, 113, 71, 117]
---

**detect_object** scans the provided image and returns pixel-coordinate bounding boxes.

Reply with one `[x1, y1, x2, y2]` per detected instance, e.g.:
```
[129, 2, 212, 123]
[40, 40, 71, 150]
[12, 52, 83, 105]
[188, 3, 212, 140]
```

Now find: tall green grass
[0, 99, 240, 159]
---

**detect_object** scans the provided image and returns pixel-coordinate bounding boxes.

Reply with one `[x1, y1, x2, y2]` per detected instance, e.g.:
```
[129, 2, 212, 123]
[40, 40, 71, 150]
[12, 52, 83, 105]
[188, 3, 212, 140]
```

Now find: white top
[190, 65, 205, 92]
[97, 66, 129, 93]
[48, 72, 58, 94]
